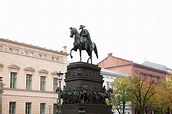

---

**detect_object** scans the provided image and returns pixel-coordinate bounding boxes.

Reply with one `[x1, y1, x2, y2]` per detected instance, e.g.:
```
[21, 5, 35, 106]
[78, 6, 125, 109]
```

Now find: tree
[152, 82, 170, 114]
[127, 76, 156, 114]
[109, 77, 130, 114]
[160, 77, 172, 113]
[164, 76, 172, 109]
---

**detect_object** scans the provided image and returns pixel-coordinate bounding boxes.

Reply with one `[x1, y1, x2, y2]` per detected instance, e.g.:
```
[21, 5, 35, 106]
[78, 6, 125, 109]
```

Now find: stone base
[61, 62, 112, 114]
[65, 62, 103, 89]
[62, 104, 112, 114]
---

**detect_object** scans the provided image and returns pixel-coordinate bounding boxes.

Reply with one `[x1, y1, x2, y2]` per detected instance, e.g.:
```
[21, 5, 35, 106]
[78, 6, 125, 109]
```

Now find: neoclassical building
[0, 38, 68, 114]
[98, 53, 166, 82]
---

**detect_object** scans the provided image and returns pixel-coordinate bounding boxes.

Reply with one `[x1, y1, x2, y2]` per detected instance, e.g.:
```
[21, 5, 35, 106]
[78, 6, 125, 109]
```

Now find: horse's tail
[93, 42, 98, 58]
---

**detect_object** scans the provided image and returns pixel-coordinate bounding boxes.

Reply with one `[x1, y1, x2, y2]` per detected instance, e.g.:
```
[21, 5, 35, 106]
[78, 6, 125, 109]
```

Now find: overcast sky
[0, 0, 172, 68]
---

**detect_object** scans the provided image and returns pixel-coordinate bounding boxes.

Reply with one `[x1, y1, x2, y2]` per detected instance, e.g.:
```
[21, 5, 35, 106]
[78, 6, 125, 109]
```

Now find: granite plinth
[61, 62, 112, 114]
[62, 104, 112, 114]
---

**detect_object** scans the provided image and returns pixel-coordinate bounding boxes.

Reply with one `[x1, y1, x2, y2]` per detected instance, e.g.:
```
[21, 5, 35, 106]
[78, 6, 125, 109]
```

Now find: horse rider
[79, 25, 92, 49]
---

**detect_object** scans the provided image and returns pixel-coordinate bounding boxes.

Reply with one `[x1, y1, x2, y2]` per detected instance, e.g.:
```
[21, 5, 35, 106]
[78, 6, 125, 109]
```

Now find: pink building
[98, 53, 166, 82]
[98, 53, 167, 114]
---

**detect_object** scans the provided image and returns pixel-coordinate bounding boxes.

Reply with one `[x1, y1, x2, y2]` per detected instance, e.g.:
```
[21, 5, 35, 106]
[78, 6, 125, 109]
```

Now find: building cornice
[101, 68, 129, 78]
[0, 38, 68, 56]
[133, 63, 167, 74]
[3, 87, 56, 95]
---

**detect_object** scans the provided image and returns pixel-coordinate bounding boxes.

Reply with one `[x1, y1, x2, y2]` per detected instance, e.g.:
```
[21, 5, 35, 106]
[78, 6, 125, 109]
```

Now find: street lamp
[57, 71, 63, 114]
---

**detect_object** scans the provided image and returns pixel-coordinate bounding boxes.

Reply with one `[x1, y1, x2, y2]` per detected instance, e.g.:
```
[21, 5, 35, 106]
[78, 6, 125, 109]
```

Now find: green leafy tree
[151, 75, 172, 114]
[127, 76, 156, 114]
[109, 77, 130, 114]
[152, 82, 170, 114]
[164, 76, 172, 109]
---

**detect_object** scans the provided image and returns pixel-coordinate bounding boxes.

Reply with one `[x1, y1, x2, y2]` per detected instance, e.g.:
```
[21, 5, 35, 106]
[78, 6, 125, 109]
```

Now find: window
[147, 75, 150, 82]
[15, 49, 19, 54]
[9, 48, 13, 53]
[25, 51, 28, 55]
[25, 102, 31, 114]
[106, 81, 110, 89]
[40, 76, 46, 91]
[43, 55, 47, 59]
[29, 52, 33, 56]
[23, 51, 28, 55]
[52, 57, 55, 60]
[53, 104, 58, 114]
[134, 70, 138, 76]
[26, 74, 32, 90]
[141, 73, 146, 81]
[156, 77, 160, 83]
[39, 54, 42, 58]
[9, 102, 16, 114]
[56, 58, 59, 62]
[0, 46, 3, 51]
[53, 78, 58, 92]
[10, 72, 17, 88]
[40, 103, 45, 114]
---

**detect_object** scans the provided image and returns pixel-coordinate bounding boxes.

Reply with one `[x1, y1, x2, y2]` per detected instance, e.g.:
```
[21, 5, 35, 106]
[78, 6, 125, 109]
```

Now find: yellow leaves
[110, 76, 172, 113]
[152, 82, 171, 113]
[106, 98, 111, 105]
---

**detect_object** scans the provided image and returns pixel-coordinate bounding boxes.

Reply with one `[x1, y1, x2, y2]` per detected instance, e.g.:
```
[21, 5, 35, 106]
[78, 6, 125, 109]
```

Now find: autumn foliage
[109, 76, 172, 114]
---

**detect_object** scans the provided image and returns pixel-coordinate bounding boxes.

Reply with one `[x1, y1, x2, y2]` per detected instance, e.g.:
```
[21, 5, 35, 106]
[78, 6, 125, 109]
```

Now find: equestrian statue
[70, 25, 98, 64]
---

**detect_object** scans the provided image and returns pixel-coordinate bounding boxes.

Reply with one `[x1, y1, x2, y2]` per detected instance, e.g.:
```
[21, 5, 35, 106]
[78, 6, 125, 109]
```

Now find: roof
[142, 61, 167, 72]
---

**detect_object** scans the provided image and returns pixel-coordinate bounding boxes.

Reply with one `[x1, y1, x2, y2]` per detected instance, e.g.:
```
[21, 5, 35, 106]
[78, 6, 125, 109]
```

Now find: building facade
[0, 38, 68, 114]
[98, 53, 166, 82]
[98, 53, 167, 114]
[101, 68, 129, 89]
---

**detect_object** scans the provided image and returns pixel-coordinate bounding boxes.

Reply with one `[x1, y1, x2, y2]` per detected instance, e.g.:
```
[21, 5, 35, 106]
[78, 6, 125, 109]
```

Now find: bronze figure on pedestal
[69, 25, 98, 64]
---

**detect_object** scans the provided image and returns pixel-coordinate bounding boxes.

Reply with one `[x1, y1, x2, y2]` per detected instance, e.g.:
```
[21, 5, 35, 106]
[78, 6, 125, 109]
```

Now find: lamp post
[57, 71, 63, 114]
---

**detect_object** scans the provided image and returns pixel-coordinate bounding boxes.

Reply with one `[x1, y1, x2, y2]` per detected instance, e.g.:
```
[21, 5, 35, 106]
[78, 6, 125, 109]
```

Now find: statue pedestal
[62, 104, 112, 114]
[62, 62, 112, 114]
[65, 62, 103, 89]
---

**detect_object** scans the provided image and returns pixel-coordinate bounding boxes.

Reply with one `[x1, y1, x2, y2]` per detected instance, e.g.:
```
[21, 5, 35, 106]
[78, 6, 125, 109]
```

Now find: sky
[0, 0, 172, 68]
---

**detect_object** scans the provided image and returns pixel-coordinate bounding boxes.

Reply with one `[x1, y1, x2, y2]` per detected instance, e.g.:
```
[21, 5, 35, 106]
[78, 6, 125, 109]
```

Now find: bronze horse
[69, 27, 98, 63]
